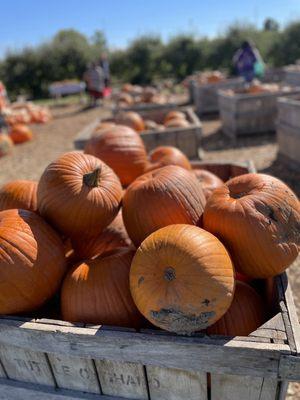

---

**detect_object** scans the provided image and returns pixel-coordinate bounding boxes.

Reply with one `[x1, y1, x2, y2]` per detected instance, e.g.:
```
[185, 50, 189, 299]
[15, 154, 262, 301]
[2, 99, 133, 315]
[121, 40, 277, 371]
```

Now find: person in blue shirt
[233, 40, 264, 82]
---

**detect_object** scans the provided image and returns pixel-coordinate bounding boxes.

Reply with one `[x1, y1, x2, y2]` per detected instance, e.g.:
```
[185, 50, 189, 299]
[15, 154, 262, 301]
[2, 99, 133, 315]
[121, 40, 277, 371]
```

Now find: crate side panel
[95, 359, 148, 400]
[146, 365, 207, 400]
[48, 354, 101, 394]
[176, 128, 199, 159]
[0, 359, 6, 378]
[277, 124, 300, 164]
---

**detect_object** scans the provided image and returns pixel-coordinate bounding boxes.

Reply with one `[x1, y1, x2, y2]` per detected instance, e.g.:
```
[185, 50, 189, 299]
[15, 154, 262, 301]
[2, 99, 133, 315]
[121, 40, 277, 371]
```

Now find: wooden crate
[277, 94, 300, 170]
[219, 87, 300, 138]
[284, 67, 300, 86]
[0, 160, 299, 400]
[262, 68, 286, 83]
[193, 78, 245, 115]
[112, 100, 188, 114]
[74, 107, 202, 159]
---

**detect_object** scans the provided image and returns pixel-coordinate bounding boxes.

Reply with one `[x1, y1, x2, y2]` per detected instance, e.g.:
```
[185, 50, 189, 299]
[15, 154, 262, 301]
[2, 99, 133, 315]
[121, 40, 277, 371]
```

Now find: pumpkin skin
[9, 124, 33, 144]
[72, 211, 132, 260]
[37, 152, 122, 239]
[61, 248, 143, 327]
[203, 173, 300, 278]
[130, 224, 235, 334]
[165, 118, 189, 128]
[122, 165, 206, 246]
[0, 180, 37, 212]
[0, 209, 67, 314]
[93, 122, 116, 135]
[148, 146, 192, 171]
[193, 169, 224, 200]
[164, 111, 186, 124]
[207, 281, 265, 336]
[115, 112, 145, 132]
[0, 134, 13, 158]
[84, 125, 149, 187]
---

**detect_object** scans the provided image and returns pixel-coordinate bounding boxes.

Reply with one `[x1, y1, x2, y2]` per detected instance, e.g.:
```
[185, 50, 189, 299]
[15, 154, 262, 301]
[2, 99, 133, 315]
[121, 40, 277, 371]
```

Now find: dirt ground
[0, 104, 299, 398]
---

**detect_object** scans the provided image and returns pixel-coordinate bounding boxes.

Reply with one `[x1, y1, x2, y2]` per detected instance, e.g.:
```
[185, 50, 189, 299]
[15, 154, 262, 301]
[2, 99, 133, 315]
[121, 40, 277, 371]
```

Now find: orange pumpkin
[0, 134, 13, 157]
[144, 120, 158, 130]
[61, 248, 143, 327]
[93, 122, 116, 135]
[0, 180, 37, 212]
[148, 146, 192, 171]
[130, 224, 235, 334]
[122, 165, 206, 246]
[0, 209, 67, 314]
[37, 152, 122, 239]
[9, 124, 33, 144]
[207, 281, 265, 336]
[193, 169, 224, 200]
[115, 112, 145, 132]
[84, 125, 149, 187]
[164, 111, 186, 124]
[203, 173, 300, 278]
[118, 92, 134, 105]
[165, 118, 189, 128]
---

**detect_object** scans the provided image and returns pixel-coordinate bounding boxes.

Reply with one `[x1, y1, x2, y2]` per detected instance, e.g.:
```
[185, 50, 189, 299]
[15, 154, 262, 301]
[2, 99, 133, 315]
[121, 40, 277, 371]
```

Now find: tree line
[1, 18, 300, 99]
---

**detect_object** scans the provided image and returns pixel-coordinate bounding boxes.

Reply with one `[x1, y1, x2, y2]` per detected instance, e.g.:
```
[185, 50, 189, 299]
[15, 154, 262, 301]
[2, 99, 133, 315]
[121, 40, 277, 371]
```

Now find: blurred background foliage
[1, 18, 300, 99]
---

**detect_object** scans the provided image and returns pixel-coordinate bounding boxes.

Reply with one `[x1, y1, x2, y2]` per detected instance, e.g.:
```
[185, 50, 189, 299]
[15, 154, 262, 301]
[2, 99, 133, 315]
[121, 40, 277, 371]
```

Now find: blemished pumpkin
[203, 173, 300, 278]
[130, 224, 235, 334]
[84, 125, 149, 187]
[0, 134, 13, 158]
[148, 146, 192, 171]
[122, 165, 206, 246]
[37, 152, 122, 239]
[9, 124, 33, 144]
[207, 281, 265, 336]
[61, 248, 143, 327]
[0, 209, 67, 314]
[72, 211, 132, 260]
[0, 180, 38, 212]
[115, 112, 145, 132]
[193, 169, 224, 200]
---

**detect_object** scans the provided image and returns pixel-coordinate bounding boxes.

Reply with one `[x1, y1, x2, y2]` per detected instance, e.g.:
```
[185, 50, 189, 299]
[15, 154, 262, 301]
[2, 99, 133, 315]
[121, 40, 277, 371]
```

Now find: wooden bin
[277, 94, 300, 170]
[219, 87, 300, 138]
[74, 106, 202, 159]
[193, 77, 245, 115]
[0, 160, 300, 400]
[284, 67, 300, 86]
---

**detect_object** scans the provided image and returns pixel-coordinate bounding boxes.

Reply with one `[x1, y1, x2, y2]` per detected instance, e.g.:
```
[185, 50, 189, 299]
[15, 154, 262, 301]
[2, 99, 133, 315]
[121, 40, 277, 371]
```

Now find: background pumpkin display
[0, 180, 37, 212]
[9, 124, 33, 144]
[115, 111, 145, 132]
[0, 133, 13, 158]
[148, 146, 192, 171]
[193, 169, 224, 200]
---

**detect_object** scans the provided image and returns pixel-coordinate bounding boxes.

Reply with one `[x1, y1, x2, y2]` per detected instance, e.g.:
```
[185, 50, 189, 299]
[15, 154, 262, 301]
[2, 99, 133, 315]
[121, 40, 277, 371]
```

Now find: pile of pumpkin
[227, 80, 294, 96]
[0, 124, 299, 336]
[93, 110, 191, 135]
[117, 85, 168, 107]
[0, 125, 34, 158]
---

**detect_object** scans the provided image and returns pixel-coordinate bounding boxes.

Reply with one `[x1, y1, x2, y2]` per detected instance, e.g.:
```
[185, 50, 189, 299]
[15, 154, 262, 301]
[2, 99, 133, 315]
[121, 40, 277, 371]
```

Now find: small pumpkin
[0, 209, 67, 314]
[84, 125, 149, 187]
[148, 146, 192, 171]
[0, 134, 13, 158]
[9, 124, 33, 144]
[122, 165, 206, 246]
[93, 122, 116, 135]
[130, 224, 235, 334]
[165, 118, 190, 128]
[207, 281, 265, 336]
[37, 152, 122, 239]
[115, 112, 145, 132]
[203, 173, 300, 278]
[118, 93, 134, 105]
[144, 120, 158, 131]
[61, 248, 143, 328]
[164, 111, 186, 124]
[0, 180, 38, 212]
[193, 169, 224, 200]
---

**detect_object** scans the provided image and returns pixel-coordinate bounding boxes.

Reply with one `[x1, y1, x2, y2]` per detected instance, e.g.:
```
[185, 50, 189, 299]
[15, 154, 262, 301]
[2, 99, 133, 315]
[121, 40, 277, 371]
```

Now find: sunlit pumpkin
[0, 134, 13, 158]
[193, 169, 224, 200]
[0, 209, 67, 314]
[148, 146, 192, 171]
[37, 152, 122, 239]
[203, 173, 300, 278]
[122, 165, 206, 246]
[130, 224, 235, 334]
[115, 112, 145, 132]
[9, 124, 33, 144]
[165, 118, 189, 128]
[164, 111, 186, 124]
[93, 122, 116, 135]
[0, 180, 37, 212]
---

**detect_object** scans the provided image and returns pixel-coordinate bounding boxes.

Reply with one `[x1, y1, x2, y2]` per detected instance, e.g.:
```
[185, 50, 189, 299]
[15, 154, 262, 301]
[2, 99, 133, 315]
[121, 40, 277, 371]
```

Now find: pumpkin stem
[83, 167, 102, 188]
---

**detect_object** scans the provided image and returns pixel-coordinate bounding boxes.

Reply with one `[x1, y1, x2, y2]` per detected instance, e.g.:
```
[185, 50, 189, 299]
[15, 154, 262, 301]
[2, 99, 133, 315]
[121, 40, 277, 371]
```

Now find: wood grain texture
[146, 365, 207, 400]
[0, 359, 6, 378]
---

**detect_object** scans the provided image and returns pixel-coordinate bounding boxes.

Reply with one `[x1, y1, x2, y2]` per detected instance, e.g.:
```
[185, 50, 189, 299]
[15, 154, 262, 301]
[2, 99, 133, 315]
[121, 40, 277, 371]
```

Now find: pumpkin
[122, 83, 134, 93]
[0, 134, 13, 158]
[0, 180, 37, 212]
[118, 93, 134, 105]
[164, 111, 186, 124]
[207, 281, 265, 336]
[0, 209, 67, 314]
[148, 146, 192, 171]
[37, 152, 122, 239]
[122, 165, 206, 246]
[130, 224, 235, 334]
[203, 173, 300, 278]
[165, 118, 190, 128]
[9, 124, 33, 144]
[84, 125, 149, 187]
[193, 169, 224, 200]
[93, 122, 116, 135]
[61, 248, 143, 327]
[206, 71, 223, 83]
[144, 120, 158, 131]
[115, 112, 145, 132]
[141, 88, 157, 103]
[72, 211, 132, 260]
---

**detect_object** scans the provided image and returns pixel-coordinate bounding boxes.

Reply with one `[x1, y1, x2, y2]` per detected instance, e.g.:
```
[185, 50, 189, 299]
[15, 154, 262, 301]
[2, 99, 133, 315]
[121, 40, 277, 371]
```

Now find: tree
[264, 18, 279, 32]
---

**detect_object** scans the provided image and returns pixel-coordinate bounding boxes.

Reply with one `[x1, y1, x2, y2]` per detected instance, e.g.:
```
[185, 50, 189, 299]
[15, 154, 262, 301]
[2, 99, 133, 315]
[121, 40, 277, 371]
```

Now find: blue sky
[1, 0, 300, 56]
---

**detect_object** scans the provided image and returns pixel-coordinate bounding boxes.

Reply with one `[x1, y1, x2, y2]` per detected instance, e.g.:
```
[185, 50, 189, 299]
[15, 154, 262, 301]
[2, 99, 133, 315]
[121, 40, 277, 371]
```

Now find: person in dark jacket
[233, 41, 264, 82]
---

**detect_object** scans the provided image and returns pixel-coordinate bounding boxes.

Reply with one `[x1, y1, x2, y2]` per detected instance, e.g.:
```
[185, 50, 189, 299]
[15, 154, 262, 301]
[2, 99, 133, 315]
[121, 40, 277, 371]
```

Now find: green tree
[263, 18, 279, 32]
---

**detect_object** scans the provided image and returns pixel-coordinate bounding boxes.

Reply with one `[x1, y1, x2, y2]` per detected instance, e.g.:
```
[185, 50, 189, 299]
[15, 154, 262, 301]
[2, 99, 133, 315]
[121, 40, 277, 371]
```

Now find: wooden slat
[250, 313, 287, 342]
[0, 359, 6, 378]
[95, 360, 148, 399]
[47, 354, 101, 394]
[0, 344, 55, 387]
[146, 365, 207, 400]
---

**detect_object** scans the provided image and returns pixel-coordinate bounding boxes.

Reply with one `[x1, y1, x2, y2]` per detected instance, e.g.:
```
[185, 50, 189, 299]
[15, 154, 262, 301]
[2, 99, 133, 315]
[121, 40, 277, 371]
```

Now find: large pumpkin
[122, 165, 206, 246]
[0, 209, 67, 314]
[72, 211, 132, 260]
[37, 152, 122, 239]
[84, 125, 149, 187]
[0, 180, 38, 212]
[61, 248, 143, 327]
[148, 146, 192, 171]
[9, 124, 33, 144]
[207, 281, 265, 336]
[0, 134, 13, 158]
[130, 224, 235, 334]
[115, 112, 145, 132]
[193, 169, 224, 200]
[203, 173, 300, 278]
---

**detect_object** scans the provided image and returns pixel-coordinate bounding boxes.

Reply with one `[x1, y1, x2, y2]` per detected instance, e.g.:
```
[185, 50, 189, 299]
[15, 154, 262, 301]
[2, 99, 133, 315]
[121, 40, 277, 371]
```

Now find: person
[99, 53, 110, 88]
[233, 41, 265, 82]
[83, 62, 105, 106]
